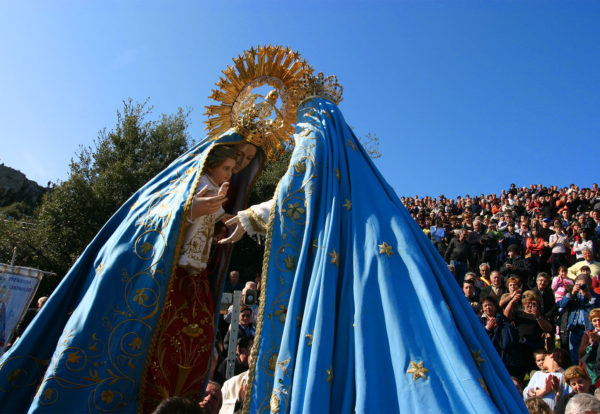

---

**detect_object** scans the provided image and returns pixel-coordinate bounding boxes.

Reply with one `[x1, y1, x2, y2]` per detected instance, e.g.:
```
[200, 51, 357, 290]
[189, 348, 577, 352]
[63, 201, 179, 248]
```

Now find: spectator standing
[507, 292, 554, 377]
[214, 336, 253, 386]
[522, 349, 572, 411]
[198, 381, 223, 414]
[577, 308, 600, 387]
[467, 220, 486, 268]
[539, 218, 554, 242]
[478, 263, 492, 286]
[501, 222, 523, 257]
[500, 276, 523, 312]
[553, 365, 593, 414]
[526, 226, 548, 275]
[565, 393, 600, 414]
[552, 266, 574, 304]
[550, 220, 571, 276]
[462, 279, 481, 314]
[223, 270, 243, 294]
[558, 274, 598, 364]
[480, 270, 506, 303]
[533, 272, 557, 323]
[568, 249, 600, 280]
[572, 229, 594, 261]
[444, 229, 472, 284]
[479, 296, 521, 378]
[500, 245, 534, 288]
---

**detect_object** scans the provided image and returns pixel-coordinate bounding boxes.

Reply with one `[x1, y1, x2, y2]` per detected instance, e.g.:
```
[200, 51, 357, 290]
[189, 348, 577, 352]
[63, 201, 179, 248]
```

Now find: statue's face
[233, 143, 257, 174]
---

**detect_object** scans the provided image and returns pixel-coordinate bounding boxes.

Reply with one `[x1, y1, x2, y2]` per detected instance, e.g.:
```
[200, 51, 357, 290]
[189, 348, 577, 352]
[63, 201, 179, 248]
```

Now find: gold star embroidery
[478, 378, 489, 395]
[328, 249, 339, 266]
[347, 139, 356, 150]
[471, 350, 486, 368]
[96, 262, 104, 274]
[305, 332, 313, 346]
[334, 168, 340, 181]
[300, 128, 312, 137]
[343, 199, 352, 211]
[378, 242, 394, 258]
[406, 361, 429, 381]
[326, 365, 334, 383]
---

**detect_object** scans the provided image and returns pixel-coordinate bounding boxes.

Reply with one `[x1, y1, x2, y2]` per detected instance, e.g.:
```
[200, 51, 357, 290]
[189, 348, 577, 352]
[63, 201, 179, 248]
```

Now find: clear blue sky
[1, 1, 598, 198]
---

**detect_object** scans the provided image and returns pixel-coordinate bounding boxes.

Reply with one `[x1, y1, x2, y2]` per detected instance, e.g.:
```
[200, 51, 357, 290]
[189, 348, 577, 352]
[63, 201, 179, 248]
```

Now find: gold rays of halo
[204, 45, 312, 159]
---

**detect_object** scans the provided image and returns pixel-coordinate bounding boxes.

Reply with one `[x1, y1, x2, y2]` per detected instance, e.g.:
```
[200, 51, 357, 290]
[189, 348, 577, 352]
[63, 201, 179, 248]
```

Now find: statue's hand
[190, 185, 226, 218]
[218, 216, 246, 244]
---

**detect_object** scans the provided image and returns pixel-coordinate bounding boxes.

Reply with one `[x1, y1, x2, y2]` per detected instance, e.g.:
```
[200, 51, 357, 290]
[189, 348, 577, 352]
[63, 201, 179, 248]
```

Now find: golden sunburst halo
[204, 45, 312, 159]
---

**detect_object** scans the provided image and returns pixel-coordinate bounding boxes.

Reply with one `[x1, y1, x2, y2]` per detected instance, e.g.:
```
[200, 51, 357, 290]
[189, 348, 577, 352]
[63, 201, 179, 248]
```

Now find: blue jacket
[558, 292, 599, 330]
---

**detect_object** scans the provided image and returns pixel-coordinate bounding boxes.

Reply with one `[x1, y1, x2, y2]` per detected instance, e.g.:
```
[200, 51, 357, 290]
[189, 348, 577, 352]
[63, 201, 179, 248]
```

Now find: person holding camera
[224, 282, 259, 326]
[507, 291, 554, 379]
[558, 274, 599, 364]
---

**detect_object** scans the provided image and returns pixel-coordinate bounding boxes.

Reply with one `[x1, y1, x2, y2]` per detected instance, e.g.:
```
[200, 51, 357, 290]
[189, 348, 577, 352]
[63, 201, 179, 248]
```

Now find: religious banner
[0, 263, 44, 353]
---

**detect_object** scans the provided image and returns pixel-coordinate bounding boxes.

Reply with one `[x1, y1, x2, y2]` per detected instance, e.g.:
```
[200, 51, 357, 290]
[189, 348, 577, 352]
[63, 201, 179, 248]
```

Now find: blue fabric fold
[0, 130, 248, 413]
[247, 98, 526, 413]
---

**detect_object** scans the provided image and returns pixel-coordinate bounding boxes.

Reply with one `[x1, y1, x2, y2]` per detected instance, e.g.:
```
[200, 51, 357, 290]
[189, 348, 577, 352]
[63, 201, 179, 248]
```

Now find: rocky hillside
[0, 164, 47, 217]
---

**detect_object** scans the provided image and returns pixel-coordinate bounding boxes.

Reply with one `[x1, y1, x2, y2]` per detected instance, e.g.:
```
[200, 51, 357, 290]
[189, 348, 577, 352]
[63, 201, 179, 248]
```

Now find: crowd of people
[404, 183, 600, 413]
[152, 183, 600, 414]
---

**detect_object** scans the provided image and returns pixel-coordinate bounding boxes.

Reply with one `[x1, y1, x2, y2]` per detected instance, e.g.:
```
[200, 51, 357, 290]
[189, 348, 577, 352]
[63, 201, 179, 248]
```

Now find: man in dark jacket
[532, 272, 557, 322]
[500, 245, 534, 287]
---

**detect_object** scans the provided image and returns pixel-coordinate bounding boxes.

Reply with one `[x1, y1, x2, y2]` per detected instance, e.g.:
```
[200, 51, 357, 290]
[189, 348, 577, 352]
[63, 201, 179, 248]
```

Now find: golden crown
[296, 72, 343, 105]
[204, 45, 311, 159]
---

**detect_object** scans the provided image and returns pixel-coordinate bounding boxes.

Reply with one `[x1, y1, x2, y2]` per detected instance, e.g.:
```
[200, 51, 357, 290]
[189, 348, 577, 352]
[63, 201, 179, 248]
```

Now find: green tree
[2, 99, 192, 292]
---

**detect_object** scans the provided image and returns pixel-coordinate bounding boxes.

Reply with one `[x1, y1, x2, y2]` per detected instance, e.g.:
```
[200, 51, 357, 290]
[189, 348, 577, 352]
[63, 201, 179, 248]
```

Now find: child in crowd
[553, 266, 575, 343]
[179, 145, 237, 272]
[530, 349, 547, 380]
[523, 348, 572, 411]
[552, 266, 574, 303]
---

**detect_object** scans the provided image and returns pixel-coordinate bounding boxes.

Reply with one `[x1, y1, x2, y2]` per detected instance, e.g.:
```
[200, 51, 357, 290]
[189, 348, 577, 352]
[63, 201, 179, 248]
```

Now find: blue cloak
[245, 98, 527, 413]
[0, 130, 263, 413]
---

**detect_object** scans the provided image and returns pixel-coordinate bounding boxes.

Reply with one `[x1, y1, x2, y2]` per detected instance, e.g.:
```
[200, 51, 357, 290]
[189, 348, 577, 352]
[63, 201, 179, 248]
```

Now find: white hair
[565, 393, 600, 414]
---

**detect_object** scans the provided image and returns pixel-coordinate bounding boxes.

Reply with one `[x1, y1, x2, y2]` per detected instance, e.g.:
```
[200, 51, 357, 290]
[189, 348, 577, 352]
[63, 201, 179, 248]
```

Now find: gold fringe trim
[242, 179, 282, 414]
[137, 143, 214, 413]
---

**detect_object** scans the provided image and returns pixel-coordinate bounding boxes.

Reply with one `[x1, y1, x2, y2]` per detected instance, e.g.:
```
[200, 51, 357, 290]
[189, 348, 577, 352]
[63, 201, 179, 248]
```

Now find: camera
[243, 289, 257, 306]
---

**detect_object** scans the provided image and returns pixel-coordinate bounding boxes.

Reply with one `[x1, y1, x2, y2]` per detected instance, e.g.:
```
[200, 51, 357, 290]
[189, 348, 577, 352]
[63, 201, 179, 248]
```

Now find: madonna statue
[220, 71, 528, 413]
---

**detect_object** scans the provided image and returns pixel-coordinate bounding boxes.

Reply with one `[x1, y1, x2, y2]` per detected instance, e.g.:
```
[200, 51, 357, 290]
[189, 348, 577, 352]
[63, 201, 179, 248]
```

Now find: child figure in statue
[143, 144, 238, 411]
[178, 145, 237, 272]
